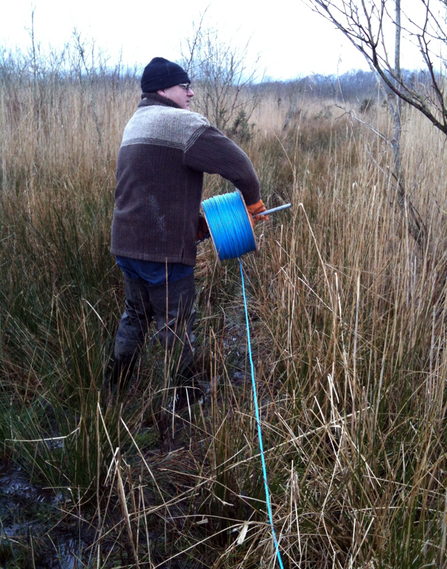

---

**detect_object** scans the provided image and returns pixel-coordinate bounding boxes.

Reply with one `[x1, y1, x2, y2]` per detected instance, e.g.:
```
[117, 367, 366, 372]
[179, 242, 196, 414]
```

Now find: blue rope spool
[201, 191, 257, 261]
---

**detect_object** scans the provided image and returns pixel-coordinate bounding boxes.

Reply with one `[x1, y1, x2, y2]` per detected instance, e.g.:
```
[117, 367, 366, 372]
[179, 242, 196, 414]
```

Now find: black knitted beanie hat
[141, 57, 190, 92]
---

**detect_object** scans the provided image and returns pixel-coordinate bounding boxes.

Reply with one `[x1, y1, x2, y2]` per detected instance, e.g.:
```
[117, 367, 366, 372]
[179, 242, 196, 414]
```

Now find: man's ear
[157, 89, 167, 98]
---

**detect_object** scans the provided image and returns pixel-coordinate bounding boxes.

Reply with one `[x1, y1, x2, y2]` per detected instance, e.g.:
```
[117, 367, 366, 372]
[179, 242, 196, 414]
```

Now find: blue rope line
[201, 191, 284, 567]
[239, 259, 285, 569]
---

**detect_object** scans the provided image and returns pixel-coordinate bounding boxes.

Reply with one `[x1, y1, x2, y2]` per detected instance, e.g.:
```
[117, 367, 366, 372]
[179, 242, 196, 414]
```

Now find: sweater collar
[139, 92, 181, 109]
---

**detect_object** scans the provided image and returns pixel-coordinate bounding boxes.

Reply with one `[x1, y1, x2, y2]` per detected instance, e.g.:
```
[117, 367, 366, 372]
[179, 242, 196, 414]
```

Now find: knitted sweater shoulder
[121, 99, 211, 153]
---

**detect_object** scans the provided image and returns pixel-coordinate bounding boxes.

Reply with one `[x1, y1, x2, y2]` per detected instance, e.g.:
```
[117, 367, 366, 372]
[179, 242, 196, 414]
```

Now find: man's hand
[196, 214, 209, 240]
[247, 199, 269, 225]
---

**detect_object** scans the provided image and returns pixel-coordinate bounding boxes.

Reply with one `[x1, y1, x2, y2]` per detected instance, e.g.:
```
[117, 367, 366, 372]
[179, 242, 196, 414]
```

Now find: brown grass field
[0, 49, 447, 568]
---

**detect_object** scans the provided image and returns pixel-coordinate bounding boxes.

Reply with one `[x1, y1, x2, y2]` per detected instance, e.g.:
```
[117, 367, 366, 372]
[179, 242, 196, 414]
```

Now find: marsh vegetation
[1, 44, 447, 568]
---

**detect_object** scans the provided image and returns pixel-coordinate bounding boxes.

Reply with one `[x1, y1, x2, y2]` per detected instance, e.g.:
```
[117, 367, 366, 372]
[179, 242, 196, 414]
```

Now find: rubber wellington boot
[104, 357, 137, 405]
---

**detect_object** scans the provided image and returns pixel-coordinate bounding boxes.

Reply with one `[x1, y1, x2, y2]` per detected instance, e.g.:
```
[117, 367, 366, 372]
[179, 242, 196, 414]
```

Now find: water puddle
[0, 461, 82, 569]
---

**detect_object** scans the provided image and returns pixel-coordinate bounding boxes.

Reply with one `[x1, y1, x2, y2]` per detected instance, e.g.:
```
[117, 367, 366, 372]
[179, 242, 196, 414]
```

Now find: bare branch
[180, 16, 260, 135]
[306, 0, 447, 134]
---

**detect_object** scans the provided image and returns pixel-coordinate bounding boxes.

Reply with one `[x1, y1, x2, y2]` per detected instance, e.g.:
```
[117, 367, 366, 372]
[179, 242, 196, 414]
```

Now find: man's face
[158, 83, 194, 110]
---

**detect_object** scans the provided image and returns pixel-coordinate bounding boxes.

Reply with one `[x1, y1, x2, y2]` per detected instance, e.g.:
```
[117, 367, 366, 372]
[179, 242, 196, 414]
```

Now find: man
[109, 57, 267, 394]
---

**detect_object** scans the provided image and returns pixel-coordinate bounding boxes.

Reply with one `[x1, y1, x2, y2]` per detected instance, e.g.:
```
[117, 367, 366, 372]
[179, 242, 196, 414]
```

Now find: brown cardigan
[111, 94, 260, 266]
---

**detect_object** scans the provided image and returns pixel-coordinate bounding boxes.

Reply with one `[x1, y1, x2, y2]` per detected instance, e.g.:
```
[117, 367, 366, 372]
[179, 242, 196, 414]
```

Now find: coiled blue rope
[202, 191, 284, 568]
[201, 191, 256, 261]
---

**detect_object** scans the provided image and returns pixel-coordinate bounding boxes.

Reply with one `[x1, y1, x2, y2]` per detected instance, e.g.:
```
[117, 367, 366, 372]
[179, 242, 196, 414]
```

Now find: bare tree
[392, 0, 402, 180]
[305, 0, 447, 135]
[180, 12, 261, 136]
[305, 0, 445, 244]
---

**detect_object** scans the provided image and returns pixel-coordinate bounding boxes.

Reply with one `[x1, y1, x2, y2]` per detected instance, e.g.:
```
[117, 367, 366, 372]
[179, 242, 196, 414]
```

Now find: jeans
[114, 272, 196, 376]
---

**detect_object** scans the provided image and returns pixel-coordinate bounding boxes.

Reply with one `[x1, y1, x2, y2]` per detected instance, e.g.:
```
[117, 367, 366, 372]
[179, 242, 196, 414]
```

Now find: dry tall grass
[0, 51, 446, 568]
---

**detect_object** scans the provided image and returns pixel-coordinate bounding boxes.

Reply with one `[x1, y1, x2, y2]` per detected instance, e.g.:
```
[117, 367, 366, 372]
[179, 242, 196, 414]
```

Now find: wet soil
[0, 460, 89, 568]
[0, 301, 255, 568]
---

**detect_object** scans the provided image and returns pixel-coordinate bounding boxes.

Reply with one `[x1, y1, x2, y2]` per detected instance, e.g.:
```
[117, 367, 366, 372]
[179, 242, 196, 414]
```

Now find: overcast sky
[1, 0, 378, 79]
[1, 0, 428, 80]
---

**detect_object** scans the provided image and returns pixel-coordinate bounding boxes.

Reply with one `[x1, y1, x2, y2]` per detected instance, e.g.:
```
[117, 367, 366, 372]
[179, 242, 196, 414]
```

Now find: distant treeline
[0, 44, 431, 107]
[255, 69, 432, 103]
